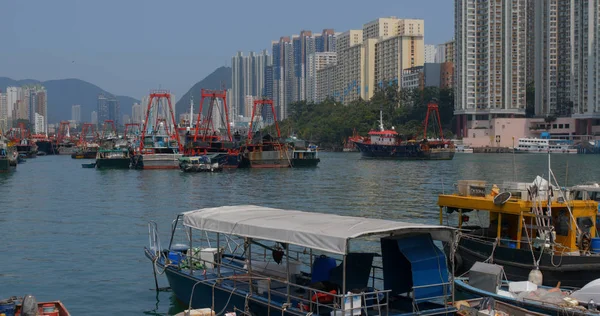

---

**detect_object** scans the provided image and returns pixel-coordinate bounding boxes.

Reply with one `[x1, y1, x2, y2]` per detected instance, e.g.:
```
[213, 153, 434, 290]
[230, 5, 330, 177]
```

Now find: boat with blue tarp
[145, 205, 458, 315]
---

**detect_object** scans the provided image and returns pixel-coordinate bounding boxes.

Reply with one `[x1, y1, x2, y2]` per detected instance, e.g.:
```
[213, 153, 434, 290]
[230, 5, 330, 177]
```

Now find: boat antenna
[512, 136, 516, 182]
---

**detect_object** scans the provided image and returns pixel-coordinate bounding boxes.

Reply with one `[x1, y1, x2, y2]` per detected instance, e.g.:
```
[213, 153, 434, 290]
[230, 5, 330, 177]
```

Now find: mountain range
[0, 66, 232, 124]
[0, 77, 139, 124]
[174, 66, 231, 117]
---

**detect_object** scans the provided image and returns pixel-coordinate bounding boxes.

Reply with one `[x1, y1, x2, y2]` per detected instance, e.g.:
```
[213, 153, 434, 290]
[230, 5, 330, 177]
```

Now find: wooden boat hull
[454, 237, 600, 288]
[455, 279, 591, 316]
[460, 297, 547, 316]
[96, 158, 130, 169]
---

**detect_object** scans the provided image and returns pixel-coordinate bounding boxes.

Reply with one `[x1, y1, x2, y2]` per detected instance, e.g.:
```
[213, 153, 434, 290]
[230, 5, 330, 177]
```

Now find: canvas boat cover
[182, 205, 455, 255]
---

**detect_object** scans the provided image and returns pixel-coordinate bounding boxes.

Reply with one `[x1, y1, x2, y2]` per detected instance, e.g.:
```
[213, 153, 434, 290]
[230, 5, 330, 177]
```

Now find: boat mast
[189, 95, 194, 129]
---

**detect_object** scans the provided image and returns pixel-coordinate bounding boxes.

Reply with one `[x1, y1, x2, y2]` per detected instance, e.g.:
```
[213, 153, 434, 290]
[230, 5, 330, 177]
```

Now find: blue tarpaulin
[381, 234, 449, 301]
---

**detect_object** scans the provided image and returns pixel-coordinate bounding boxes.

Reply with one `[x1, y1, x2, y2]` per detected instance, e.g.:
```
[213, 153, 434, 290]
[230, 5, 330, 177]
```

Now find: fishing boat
[145, 205, 458, 315]
[438, 174, 600, 288]
[454, 262, 598, 315]
[71, 143, 100, 159]
[15, 138, 37, 158]
[181, 90, 240, 168]
[286, 135, 320, 167]
[352, 100, 455, 160]
[131, 91, 183, 170]
[239, 132, 292, 168]
[0, 137, 17, 172]
[95, 148, 132, 169]
[178, 155, 223, 172]
[238, 99, 292, 168]
[1, 295, 70, 316]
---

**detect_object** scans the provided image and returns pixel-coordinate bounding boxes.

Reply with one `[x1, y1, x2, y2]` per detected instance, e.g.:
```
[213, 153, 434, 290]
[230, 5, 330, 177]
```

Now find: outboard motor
[21, 295, 37, 316]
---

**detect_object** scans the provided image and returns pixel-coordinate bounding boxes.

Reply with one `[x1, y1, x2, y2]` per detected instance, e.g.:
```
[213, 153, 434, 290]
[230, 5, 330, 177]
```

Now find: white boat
[455, 144, 473, 153]
[514, 137, 577, 154]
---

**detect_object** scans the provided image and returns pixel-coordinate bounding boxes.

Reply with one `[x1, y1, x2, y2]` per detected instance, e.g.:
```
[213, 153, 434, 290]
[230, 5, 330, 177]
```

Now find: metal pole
[286, 245, 290, 304]
[217, 233, 221, 278]
[342, 255, 347, 316]
[247, 238, 252, 295]
[189, 227, 193, 276]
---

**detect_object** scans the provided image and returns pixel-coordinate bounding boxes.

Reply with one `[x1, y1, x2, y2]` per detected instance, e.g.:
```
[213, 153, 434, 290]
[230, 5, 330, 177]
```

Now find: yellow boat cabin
[438, 179, 597, 254]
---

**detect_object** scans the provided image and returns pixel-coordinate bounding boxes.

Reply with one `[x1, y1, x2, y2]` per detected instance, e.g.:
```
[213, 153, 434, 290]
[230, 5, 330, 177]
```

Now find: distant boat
[285, 135, 320, 167]
[514, 137, 577, 154]
[353, 100, 455, 160]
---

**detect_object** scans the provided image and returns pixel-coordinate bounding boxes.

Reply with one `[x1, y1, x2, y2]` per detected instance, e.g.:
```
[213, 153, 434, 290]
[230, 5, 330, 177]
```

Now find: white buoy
[528, 268, 543, 286]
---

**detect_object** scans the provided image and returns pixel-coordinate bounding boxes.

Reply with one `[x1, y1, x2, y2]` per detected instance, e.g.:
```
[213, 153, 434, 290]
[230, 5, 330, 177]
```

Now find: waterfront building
[454, 0, 527, 137]
[71, 105, 81, 123]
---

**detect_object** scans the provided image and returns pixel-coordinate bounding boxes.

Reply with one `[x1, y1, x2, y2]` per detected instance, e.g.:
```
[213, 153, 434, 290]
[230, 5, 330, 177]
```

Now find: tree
[526, 82, 535, 117]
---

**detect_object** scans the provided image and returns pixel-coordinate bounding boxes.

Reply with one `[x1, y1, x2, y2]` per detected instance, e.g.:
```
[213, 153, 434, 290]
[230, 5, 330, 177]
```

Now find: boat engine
[21, 295, 37, 316]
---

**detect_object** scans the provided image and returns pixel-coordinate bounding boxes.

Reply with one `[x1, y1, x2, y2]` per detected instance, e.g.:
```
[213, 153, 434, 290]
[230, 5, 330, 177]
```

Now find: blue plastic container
[311, 255, 337, 283]
[591, 238, 600, 253]
[168, 251, 184, 265]
[0, 300, 16, 316]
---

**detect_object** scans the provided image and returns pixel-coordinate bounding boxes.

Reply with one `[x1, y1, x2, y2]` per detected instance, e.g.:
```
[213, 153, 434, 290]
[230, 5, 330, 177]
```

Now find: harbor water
[0, 153, 598, 315]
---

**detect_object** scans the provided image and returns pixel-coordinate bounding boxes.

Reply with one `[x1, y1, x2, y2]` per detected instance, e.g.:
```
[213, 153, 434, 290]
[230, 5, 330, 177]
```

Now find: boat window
[556, 210, 570, 236]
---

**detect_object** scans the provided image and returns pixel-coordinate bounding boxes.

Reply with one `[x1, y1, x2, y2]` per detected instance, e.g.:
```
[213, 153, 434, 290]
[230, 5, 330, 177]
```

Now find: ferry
[514, 137, 577, 154]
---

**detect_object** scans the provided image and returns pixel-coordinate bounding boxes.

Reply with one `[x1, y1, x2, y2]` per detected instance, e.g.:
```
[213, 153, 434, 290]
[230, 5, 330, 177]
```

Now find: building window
[565, 124, 570, 129]
[552, 124, 557, 129]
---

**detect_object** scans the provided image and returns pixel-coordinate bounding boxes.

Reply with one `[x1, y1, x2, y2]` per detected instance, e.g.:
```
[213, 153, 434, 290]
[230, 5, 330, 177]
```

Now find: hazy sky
[0, 0, 454, 100]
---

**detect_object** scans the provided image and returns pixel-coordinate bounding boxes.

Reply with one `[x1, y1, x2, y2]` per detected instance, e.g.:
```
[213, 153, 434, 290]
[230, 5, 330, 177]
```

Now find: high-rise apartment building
[0, 92, 7, 132]
[5, 87, 18, 128]
[131, 103, 143, 124]
[97, 94, 108, 123]
[34, 113, 45, 134]
[424, 44, 436, 63]
[231, 50, 271, 118]
[454, 0, 527, 136]
[91, 111, 98, 125]
[307, 52, 337, 103]
[435, 40, 455, 63]
[272, 37, 294, 120]
[571, 1, 600, 133]
[71, 105, 81, 123]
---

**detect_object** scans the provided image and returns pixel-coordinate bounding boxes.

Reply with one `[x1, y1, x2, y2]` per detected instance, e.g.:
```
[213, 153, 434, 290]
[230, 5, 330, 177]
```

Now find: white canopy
[182, 205, 455, 255]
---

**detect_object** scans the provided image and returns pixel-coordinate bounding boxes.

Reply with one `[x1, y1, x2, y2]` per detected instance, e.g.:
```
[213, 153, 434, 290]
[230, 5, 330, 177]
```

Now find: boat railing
[182, 262, 392, 316]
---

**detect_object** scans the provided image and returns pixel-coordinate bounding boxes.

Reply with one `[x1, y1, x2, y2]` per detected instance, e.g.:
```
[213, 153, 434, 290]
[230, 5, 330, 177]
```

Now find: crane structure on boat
[100, 120, 117, 140]
[139, 91, 182, 153]
[247, 98, 280, 140]
[193, 89, 232, 144]
[56, 121, 73, 143]
[124, 123, 141, 141]
[78, 123, 97, 146]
